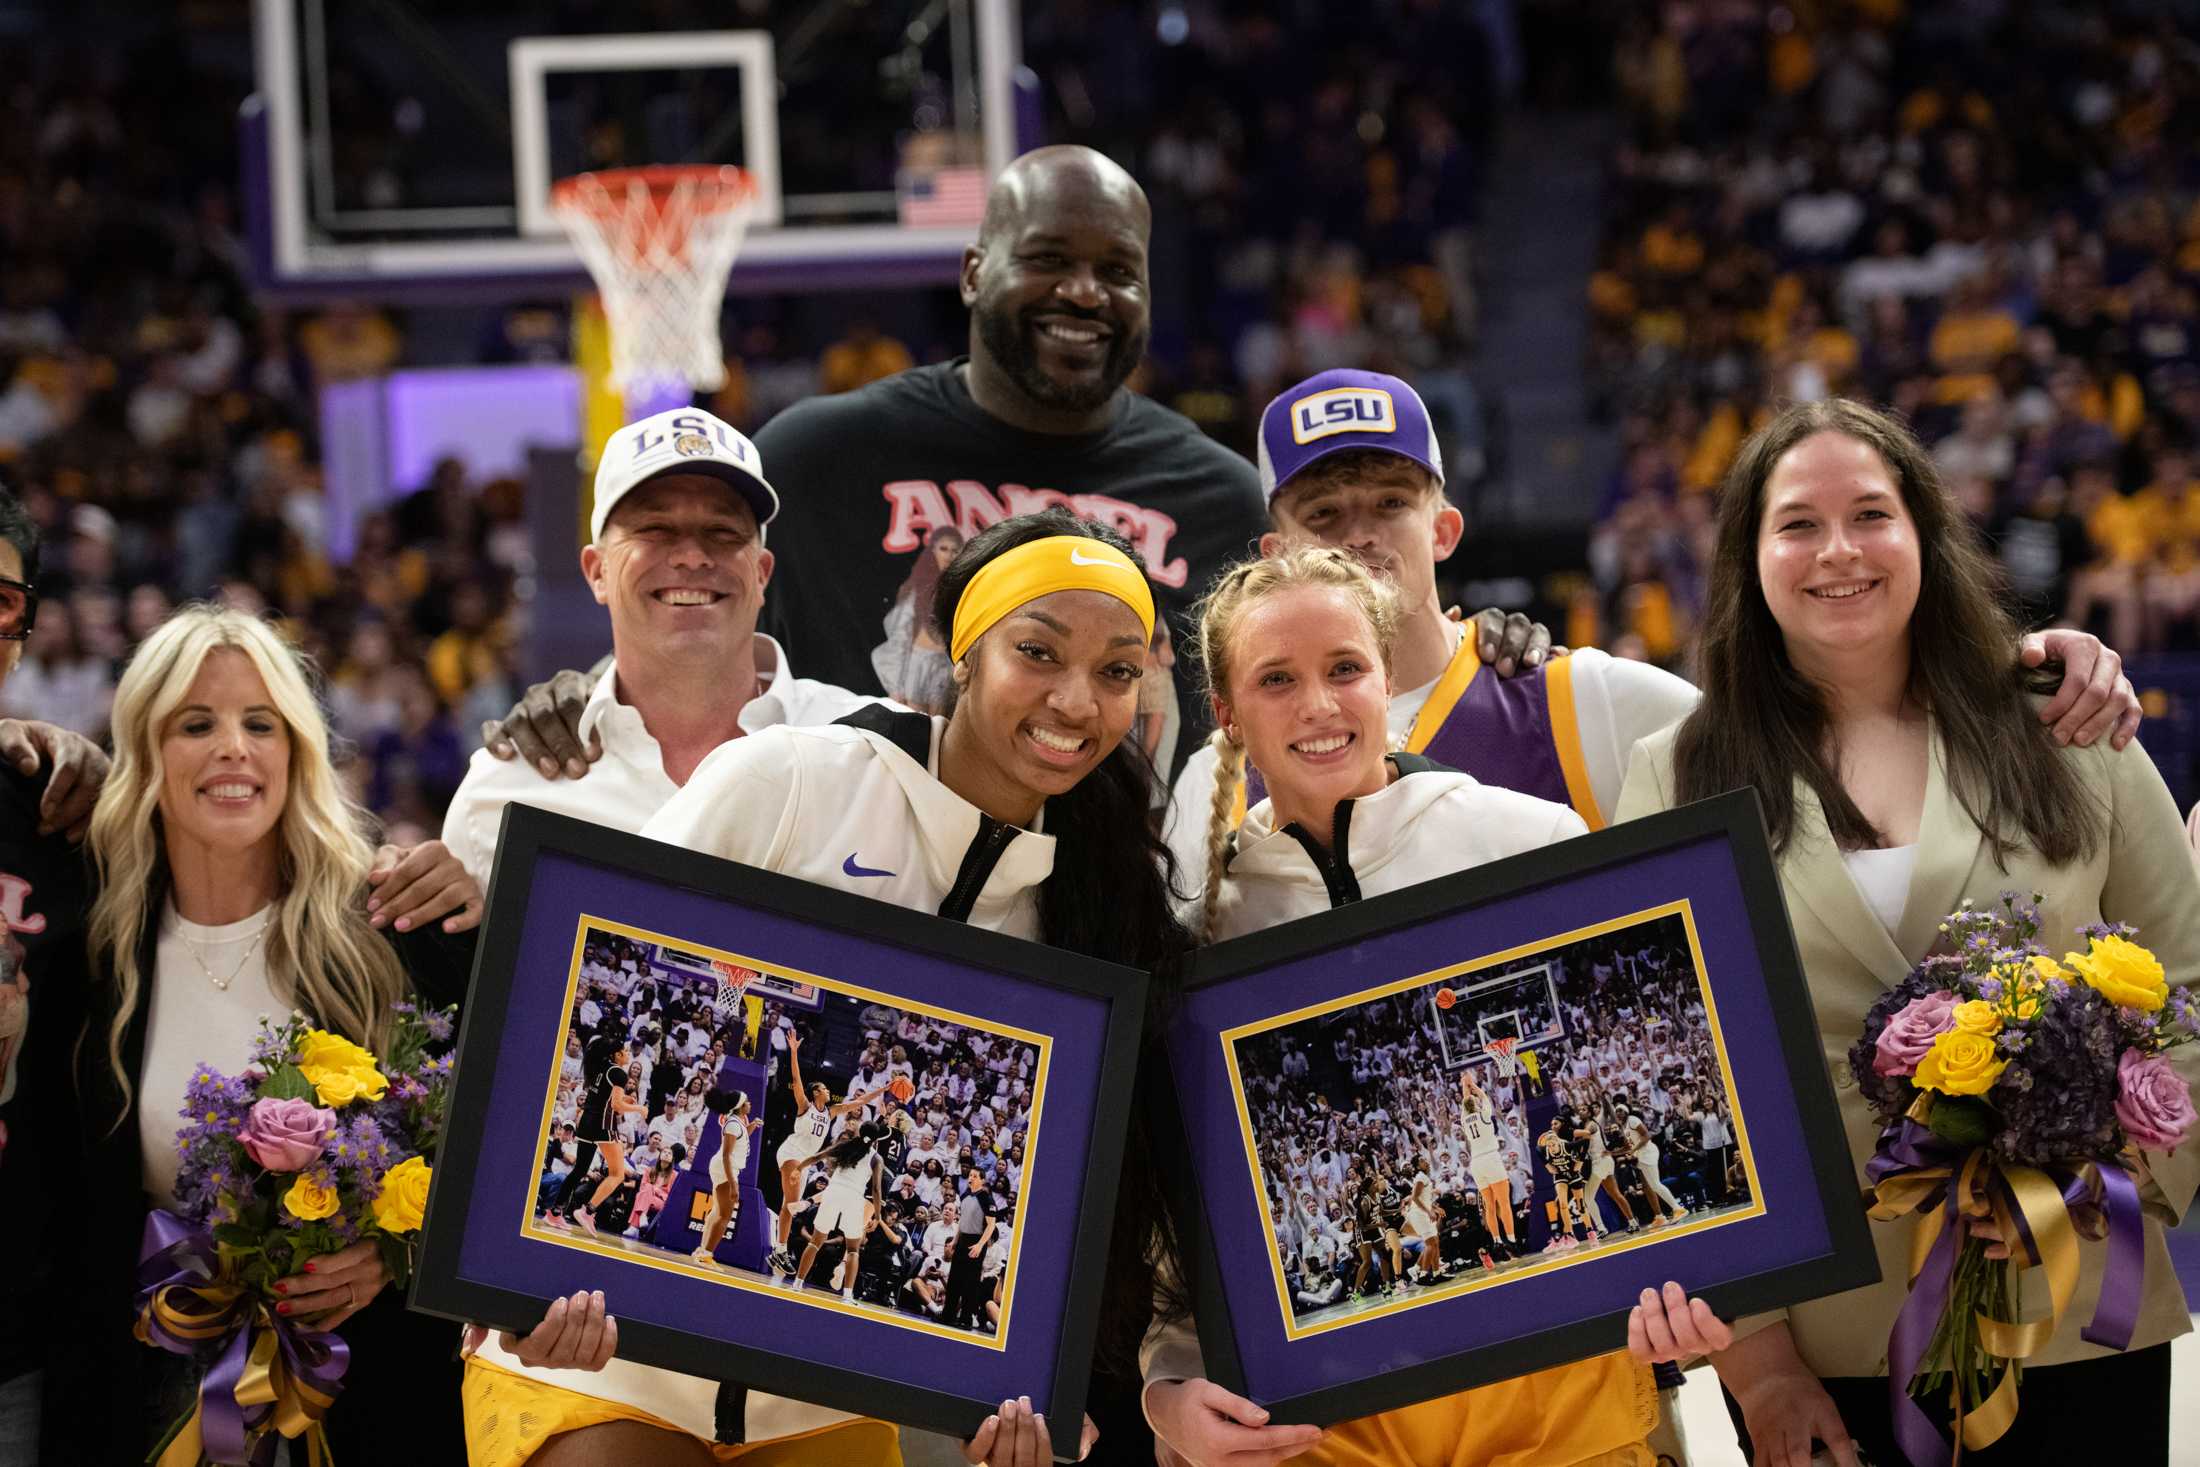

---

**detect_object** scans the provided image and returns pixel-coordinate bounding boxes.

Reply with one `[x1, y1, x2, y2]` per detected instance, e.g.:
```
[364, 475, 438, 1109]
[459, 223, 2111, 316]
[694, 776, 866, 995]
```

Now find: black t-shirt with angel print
[754, 359, 1267, 772]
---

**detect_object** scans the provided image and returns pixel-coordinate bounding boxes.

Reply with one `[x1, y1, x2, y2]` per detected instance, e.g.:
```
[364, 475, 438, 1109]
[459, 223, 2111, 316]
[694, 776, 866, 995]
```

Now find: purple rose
[241, 1097, 338, 1173]
[1874, 991, 1960, 1077]
[2116, 1048, 2196, 1151]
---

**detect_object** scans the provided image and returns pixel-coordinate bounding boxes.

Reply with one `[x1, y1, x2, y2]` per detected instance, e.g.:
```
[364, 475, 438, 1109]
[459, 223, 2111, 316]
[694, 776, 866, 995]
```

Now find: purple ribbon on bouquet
[1865, 1119, 2148, 1467]
[135, 1209, 351, 1466]
[2073, 1158, 2142, 1349]
[1872, 1122, 1965, 1467]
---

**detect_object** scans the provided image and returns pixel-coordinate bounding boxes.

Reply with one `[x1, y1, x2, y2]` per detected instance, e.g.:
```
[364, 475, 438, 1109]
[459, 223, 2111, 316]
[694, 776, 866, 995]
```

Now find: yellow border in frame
[523, 912, 1054, 1353]
[1217, 899, 1768, 1341]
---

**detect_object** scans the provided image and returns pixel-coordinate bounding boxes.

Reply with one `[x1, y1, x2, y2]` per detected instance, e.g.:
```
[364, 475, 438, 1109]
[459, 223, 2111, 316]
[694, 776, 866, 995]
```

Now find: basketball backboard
[246, 0, 1030, 300]
[1432, 963, 1564, 1071]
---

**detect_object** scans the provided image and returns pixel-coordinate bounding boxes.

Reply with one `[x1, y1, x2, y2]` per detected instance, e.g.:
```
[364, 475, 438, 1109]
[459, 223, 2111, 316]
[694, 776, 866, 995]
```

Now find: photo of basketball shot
[1228, 907, 1759, 1333]
[529, 920, 1045, 1341]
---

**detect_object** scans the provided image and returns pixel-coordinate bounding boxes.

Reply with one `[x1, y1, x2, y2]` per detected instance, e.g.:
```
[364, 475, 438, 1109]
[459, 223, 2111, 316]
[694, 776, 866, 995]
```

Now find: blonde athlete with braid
[1457, 1067, 1520, 1260]
[1142, 547, 1720, 1467]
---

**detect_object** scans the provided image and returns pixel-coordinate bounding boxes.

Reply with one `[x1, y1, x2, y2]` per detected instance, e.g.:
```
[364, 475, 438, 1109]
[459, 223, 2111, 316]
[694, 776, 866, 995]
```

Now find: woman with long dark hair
[1616, 398, 2200, 1467]
[462, 510, 1189, 1467]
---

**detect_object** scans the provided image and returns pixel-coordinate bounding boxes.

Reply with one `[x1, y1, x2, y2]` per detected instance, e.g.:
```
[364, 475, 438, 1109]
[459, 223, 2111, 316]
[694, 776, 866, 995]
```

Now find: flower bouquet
[1850, 896, 2197, 1466]
[136, 1002, 455, 1467]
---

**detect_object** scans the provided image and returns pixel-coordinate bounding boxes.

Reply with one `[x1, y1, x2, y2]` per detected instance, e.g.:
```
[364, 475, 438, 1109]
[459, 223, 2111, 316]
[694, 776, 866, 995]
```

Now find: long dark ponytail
[582, 1033, 622, 1083]
[932, 507, 1192, 1372]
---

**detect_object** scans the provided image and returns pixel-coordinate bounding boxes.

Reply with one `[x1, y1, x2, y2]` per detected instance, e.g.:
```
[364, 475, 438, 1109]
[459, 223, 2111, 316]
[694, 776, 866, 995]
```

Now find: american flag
[897, 166, 988, 227]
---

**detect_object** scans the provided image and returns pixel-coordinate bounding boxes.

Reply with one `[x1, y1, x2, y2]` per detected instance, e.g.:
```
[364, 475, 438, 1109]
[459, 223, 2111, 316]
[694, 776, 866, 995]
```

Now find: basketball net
[1484, 1036, 1519, 1076]
[552, 165, 757, 397]
[710, 958, 752, 1000]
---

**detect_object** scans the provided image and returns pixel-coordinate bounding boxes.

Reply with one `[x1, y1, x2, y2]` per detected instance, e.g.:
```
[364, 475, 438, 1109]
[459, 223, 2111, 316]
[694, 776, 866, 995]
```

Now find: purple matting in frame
[448, 847, 1108, 1407]
[1170, 831, 1832, 1402]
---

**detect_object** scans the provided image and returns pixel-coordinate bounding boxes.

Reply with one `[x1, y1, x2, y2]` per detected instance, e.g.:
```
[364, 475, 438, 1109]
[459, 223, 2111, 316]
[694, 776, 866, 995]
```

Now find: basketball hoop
[1484, 1037, 1519, 1075]
[552, 165, 757, 395]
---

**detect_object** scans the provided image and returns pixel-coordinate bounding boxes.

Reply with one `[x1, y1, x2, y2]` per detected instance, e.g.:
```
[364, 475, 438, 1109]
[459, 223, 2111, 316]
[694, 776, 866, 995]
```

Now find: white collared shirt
[441, 634, 884, 887]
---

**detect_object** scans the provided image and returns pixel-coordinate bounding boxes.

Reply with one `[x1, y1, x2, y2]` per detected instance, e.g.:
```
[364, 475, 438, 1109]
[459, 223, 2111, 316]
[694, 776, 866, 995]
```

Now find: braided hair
[1187, 545, 1404, 939]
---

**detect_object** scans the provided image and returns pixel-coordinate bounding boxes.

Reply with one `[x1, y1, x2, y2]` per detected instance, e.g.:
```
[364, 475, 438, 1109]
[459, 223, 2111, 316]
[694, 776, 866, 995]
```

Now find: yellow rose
[371, 1155, 433, 1235]
[2028, 954, 2067, 984]
[1951, 1000, 2001, 1035]
[283, 1175, 341, 1221]
[1915, 1030, 2009, 1097]
[2064, 935, 2167, 1013]
[297, 1029, 389, 1108]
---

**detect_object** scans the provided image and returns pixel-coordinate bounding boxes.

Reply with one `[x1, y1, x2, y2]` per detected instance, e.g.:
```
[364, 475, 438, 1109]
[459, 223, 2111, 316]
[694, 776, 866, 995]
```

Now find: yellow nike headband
[949, 535, 1157, 663]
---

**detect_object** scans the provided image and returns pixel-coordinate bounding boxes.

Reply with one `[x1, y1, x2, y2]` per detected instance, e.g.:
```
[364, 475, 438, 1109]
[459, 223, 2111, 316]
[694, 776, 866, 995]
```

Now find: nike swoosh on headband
[1066, 547, 1129, 569]
[842, 853, 895, 879]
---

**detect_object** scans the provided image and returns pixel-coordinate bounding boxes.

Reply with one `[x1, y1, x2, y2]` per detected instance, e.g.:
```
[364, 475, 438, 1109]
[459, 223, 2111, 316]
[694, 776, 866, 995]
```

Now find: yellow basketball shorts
[462, 1356, 903, 1467]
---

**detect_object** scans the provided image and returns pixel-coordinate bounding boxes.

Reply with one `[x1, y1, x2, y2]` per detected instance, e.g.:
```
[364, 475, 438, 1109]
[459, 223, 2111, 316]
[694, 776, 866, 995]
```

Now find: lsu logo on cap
[1290, 387, 1397, 444]
[673, 432, 713, 457]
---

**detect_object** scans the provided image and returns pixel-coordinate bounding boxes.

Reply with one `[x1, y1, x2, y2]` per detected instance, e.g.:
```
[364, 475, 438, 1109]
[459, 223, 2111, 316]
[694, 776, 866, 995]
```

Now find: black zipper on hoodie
[1281, 797, 1363, 909]
[1273, 755, 1445, 908]
[938, 814, 1019, 923]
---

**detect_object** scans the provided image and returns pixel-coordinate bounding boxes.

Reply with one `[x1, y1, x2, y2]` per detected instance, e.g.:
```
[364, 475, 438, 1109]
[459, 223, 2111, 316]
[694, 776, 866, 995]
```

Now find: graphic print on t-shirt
[0, 872, 52, 1108]
[878, 478, 1191, 586]
[753, 360, 1267, 749]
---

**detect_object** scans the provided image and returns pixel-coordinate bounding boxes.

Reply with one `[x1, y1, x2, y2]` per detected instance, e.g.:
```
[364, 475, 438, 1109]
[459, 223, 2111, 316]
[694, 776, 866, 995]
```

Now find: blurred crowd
[25, 0, 2200, 831]
[0, 2, 1518, 847]
[1025, 0, 1509, 474]
[0, 31, 529, 844]
[1584, 0, 2200, 668]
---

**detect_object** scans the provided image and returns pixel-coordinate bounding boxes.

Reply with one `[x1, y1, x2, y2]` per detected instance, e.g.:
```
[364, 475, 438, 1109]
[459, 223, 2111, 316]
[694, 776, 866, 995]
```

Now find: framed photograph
[1162, 790, 1878, 1425]
[413, 804, 1149, 1443]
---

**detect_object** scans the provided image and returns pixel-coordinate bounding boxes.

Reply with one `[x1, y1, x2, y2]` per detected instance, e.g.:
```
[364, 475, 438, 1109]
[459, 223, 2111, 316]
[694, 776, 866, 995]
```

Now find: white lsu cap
[590, 406, 779, 544]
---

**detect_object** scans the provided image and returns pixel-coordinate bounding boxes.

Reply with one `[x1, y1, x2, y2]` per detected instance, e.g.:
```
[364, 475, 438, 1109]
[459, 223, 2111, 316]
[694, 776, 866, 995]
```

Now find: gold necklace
[180, 915, 272, 992]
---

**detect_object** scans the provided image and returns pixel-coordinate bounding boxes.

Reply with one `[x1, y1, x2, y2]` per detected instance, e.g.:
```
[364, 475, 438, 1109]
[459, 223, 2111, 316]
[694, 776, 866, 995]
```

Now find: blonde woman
[1142, 547, 1726, 1467]
[53, 604, 482, 1464]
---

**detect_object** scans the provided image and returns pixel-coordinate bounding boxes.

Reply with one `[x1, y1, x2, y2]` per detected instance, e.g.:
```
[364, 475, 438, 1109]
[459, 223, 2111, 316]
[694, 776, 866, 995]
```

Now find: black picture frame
[411, 804, 1149, 1452]
[1161, 790, 1878, 1426]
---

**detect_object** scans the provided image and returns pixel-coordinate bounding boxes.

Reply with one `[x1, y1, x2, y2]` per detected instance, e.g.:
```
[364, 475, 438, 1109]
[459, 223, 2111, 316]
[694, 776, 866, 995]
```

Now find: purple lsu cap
[1256, 368, 1445, 501]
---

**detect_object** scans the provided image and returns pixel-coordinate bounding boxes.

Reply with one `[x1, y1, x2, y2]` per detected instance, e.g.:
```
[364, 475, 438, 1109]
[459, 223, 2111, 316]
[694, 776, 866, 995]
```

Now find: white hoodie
[1204, 757, 1589, 941]
[642, 707, 1053, 934]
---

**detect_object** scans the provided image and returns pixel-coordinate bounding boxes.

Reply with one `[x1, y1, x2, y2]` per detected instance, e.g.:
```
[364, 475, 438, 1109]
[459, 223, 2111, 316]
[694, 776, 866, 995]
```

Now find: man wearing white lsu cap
[441, 405, 883, 890]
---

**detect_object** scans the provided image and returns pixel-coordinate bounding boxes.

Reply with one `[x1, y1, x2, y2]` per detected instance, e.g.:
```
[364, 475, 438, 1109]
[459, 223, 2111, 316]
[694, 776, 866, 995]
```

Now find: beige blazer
[1616, 720, 2200, 1378]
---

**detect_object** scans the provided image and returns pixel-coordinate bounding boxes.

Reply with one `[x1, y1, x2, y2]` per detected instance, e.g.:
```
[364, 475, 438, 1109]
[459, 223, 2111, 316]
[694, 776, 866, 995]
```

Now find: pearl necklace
[179, 912, 273, 992]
